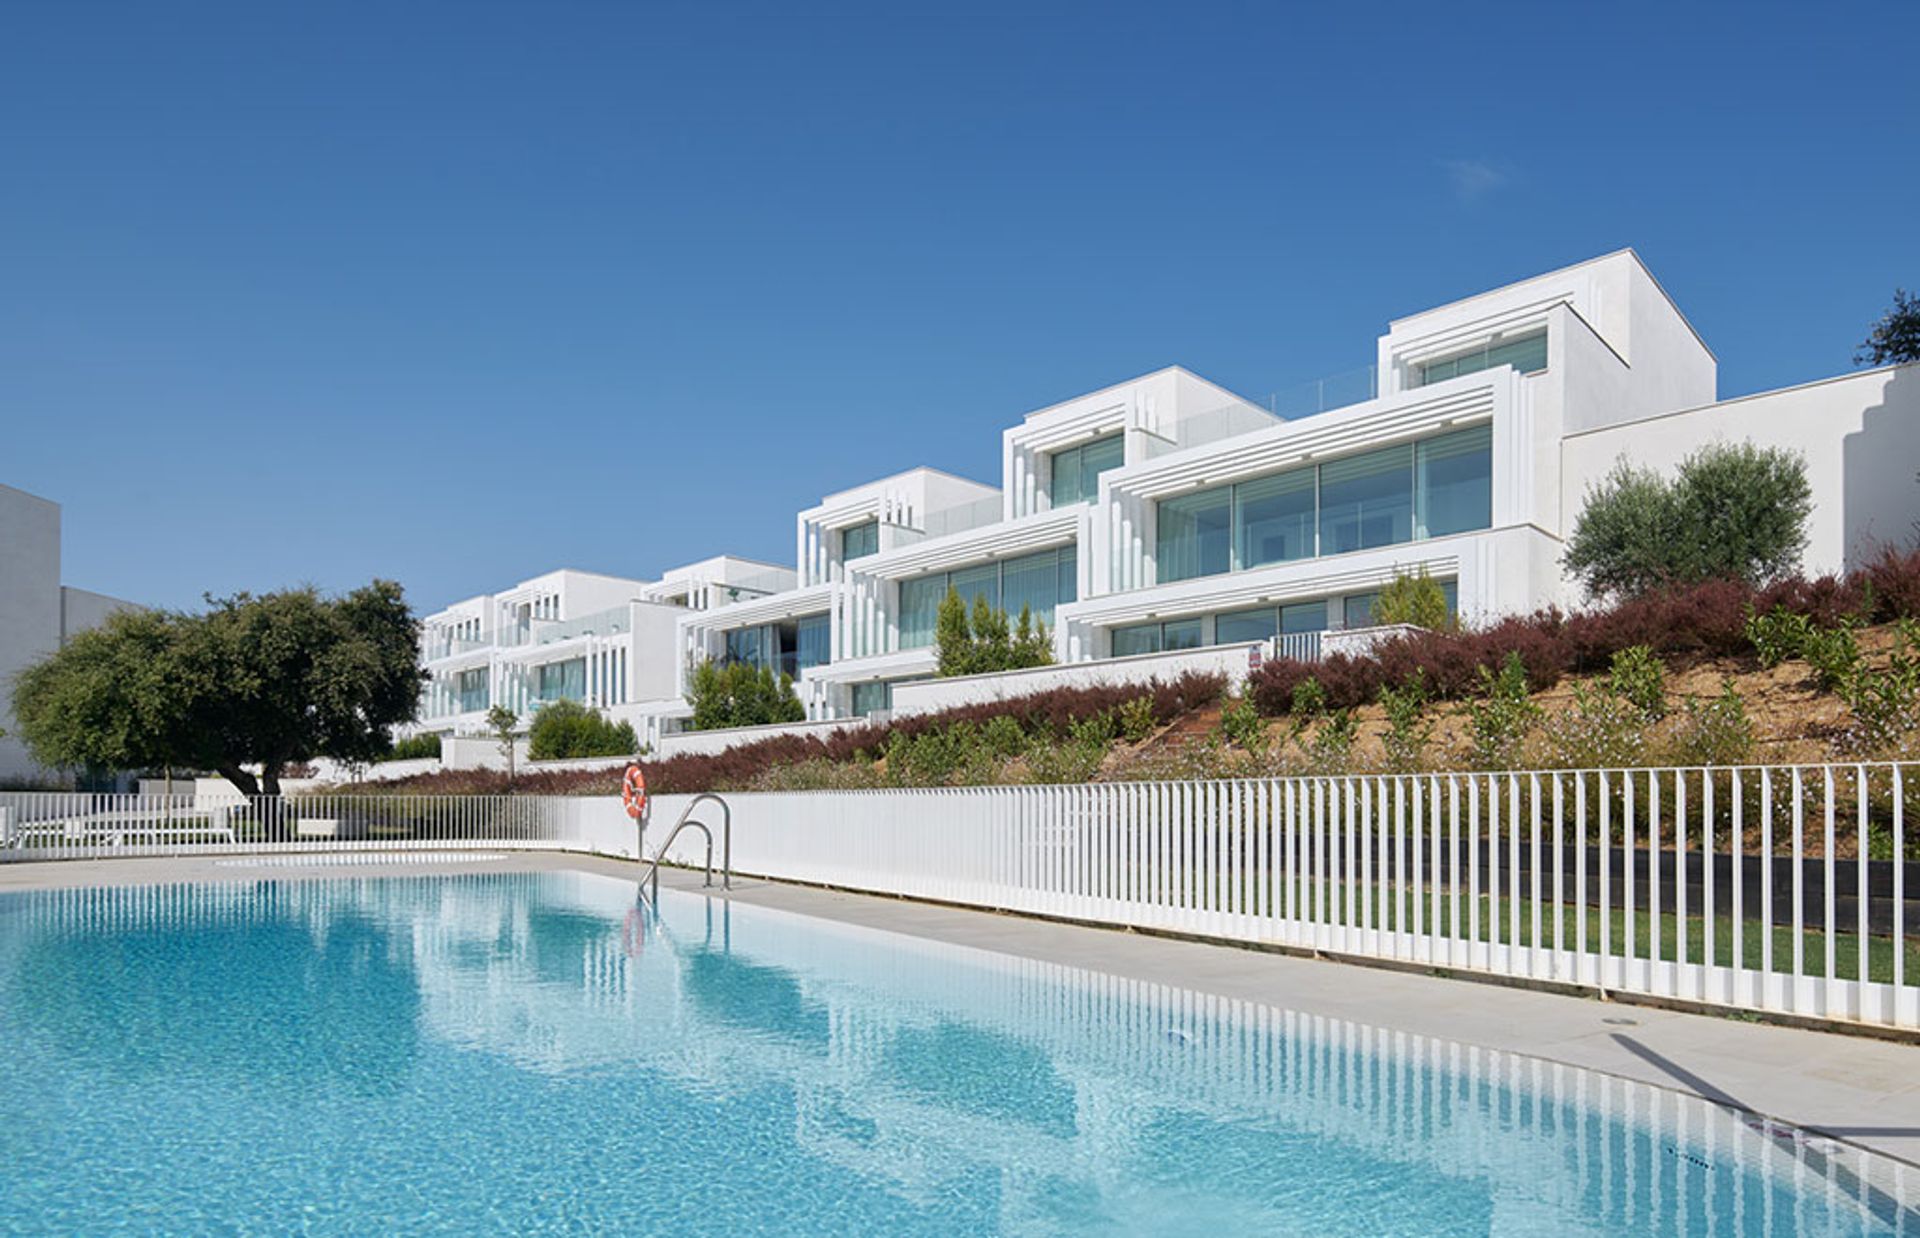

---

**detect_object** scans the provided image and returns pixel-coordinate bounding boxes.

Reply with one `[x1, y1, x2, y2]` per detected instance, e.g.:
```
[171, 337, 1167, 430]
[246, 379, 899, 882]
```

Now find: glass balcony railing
[710, 568, 799, 605]
[916, 494, 1005, 539]
[424, 636, 490, 660]
[1171, 402, 1285, 449]
[1261, 364, 1379, 420]
[497, 605, 633, 647]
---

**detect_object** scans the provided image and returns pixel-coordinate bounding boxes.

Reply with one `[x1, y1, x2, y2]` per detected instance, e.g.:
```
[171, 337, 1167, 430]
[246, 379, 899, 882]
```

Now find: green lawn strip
[1145, 869, 1919, 985]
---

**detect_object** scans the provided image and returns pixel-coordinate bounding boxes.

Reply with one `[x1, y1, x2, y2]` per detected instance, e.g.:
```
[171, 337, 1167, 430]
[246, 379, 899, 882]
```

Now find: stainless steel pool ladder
[635, 793, 731, 905]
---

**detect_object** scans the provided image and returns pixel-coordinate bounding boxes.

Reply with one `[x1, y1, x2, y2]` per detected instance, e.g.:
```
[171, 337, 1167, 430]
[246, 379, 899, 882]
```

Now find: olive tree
[1564, 443, 1811, 600]
[11, 581, 424, 796]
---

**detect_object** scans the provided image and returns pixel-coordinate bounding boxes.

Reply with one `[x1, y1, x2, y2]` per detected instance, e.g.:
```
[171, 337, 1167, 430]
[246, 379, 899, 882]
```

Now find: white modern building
[406, 250, 1920, 753]
[413, 559, 793, 738]
[0, 483, 141, 785]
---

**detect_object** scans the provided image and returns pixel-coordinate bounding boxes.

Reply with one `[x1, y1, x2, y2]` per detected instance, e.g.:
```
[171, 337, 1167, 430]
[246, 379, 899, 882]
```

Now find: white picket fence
[5, 763, 1917, 1031]
[649, 762, 1920, 1032]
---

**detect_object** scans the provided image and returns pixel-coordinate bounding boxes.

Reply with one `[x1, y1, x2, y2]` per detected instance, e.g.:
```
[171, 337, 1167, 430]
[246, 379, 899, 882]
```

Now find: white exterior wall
[890, 642, 1268, 718]
[796, 467, 1002, 588]
[0, 484, 141, 785]
[1562, 363, 1920, 586]
[0, 485, 63, 784]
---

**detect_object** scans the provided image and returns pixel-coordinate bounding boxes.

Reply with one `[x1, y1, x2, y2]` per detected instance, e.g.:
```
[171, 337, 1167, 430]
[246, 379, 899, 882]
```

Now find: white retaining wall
[889, 643, 1265, 718]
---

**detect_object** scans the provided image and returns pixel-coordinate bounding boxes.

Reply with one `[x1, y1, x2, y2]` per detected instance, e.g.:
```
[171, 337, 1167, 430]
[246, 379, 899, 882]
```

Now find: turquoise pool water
[0, 870, 1911, 1235]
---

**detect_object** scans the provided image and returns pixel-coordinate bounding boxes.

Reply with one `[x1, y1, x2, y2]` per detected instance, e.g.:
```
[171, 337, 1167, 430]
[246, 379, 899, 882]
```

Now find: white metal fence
[7, 763, 1918, 1031]
[650, 762, 1920, 1032]
[0, 792, 634, 861]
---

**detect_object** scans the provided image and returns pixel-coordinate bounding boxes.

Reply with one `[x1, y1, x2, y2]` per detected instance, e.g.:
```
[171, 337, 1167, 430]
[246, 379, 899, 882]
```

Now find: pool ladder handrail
[636, 793, 732, 905]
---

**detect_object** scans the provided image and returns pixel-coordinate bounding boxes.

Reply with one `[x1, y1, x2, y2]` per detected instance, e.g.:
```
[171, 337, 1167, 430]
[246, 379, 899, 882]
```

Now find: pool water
[0, 871, 1911, 1235]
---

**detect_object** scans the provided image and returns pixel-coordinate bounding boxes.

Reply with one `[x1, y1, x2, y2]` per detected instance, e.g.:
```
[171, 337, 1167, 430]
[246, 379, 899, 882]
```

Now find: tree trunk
[262, 764, 282, 798]
[216, 765, 261, 798]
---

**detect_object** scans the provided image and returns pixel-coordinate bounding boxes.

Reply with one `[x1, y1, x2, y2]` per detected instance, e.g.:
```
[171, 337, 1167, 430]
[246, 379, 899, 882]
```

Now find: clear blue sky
[5, 2, 1916, 614]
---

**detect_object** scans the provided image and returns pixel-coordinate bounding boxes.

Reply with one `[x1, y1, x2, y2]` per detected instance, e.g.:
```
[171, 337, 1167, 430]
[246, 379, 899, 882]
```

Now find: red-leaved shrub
[1247, 544, 1920, 717]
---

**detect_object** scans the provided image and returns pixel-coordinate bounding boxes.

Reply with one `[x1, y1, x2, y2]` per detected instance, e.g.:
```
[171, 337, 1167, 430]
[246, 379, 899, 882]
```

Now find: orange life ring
[621, 763, 648, 821]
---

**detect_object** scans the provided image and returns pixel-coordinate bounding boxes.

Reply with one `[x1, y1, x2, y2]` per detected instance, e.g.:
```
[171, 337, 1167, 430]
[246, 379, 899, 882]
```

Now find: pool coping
[6, 850, 1920, 1177]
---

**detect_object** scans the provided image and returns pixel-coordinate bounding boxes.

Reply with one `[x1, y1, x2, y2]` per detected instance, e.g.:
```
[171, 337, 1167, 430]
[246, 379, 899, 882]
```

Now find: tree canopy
[1564, 442, 1811, 601]
[687, 660, 805, 731]
[1372, 568, 1453, 630]
[1858, 288, 1920, 367]
[10, 581, 424, 795]
[526, 699, 638, 760]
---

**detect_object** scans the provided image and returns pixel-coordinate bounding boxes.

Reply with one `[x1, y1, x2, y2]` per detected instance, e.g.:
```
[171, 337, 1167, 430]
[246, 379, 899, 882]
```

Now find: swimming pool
[0, 870, 1911, 1235]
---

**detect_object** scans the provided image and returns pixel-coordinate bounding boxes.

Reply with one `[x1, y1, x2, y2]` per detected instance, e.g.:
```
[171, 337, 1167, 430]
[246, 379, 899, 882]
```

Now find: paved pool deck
[6, 850, 1920, 1171]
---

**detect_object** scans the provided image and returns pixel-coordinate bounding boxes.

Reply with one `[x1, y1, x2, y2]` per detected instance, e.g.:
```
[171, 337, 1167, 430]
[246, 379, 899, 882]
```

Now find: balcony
[424, 635, 490, 661]
[1261, 363, 1379, 420]
[916, 495, 1004, 540]
[499, 605, 633, 647]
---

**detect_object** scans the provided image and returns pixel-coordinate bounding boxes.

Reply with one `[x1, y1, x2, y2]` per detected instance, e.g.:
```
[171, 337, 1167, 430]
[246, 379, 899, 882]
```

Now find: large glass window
[536, 658, 586, 703]
[1318, 443, 1414, 556]
[1214, 600, 1329, 645]
[1154, 428, 1490, 584]
[898, 575, 947, 650]
[949, 563, 1000, 614]
[841, 520, 879, 561]
[1111, 618, 1203, 656]
[1000, 548, 1058, 629]
[1282, 600, 1329, 634]
[851, 680, 891, 716]
[724, 625, 765, 668]
[456, 668, 489, 713]
[1416, 329, 1548, 386]
[1342, 593, 1380, 630]
[1214, 607, 1278, 644]
[796, 613, 831, 673]
[1415, 425, 1493, 538]
[1235, 467, 1315, 569]
[1049, 433, 1125, 507]
[1156, 486, 1233, 582]
[895, 547, 1076, 650]
[1111, 622, 1161, 658]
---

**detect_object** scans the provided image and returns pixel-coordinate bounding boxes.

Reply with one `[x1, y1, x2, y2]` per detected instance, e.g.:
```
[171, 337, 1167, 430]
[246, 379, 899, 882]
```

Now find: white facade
[408, 250, 1920, 752]
[0, 483, 141, 785]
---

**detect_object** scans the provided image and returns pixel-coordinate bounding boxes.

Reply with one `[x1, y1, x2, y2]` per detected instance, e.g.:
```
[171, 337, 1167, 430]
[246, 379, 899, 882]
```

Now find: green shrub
[379, 732, 442, 762]
[1117, 695, 1158, 743]
[1025, 727, 1111, 784]
[748, 758, 886, 792]
[1373, 568, 1452, 630]
[1538, 683, 1647, 770]
[1220, 694, 1266, 751]
[1800, 622, 1863, 692]
[935, 587, 1054, 677]
[527, 700, 639, 760]
[1299, 709, 1358, 772]
[1837, 618, 1920, 757]
[1290, 678, 1328, 720]
[1565, 442, 1811, 600]
[1378, 674, 1432, 773]
[688, 660, 806, 731]
[1746, 606, 1813, 667]
[1668, 682, 1756, 767]
[1607, 645, 1667, 720]
[1465, 652, 1540, 770]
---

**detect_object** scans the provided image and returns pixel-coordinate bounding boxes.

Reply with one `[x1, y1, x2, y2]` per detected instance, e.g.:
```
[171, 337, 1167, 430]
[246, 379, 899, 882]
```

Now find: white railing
[649, 762, 1920, 1032]
[0, 792, 639, 862]
[8, 763, 1918, 1032]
